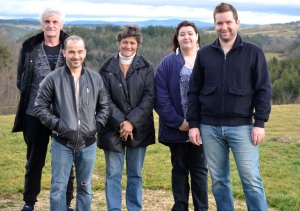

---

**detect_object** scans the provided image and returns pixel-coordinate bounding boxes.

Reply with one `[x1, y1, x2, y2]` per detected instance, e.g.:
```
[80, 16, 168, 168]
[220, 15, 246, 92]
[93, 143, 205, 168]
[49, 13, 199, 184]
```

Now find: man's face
[41, 14, 63, 38]
[62, 40, 86, 69]
[214, 11, 240, 43]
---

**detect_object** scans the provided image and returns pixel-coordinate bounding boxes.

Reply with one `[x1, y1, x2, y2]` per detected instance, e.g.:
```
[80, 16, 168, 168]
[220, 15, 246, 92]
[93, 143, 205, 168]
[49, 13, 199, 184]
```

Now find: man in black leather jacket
[12, 7, 76, 211]
[34, 35, 109, 211]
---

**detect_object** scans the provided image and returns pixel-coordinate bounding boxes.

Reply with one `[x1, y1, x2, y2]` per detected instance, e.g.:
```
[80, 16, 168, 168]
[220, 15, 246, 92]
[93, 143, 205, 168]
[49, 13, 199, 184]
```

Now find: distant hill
[0, 18, 215, 28]
[65, 19, 215, 28]
[0, 18, 260, 29]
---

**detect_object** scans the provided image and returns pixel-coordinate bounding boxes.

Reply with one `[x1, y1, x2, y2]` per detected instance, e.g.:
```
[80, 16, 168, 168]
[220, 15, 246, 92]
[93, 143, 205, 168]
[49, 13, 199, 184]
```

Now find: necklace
[184, 58, 195, 68]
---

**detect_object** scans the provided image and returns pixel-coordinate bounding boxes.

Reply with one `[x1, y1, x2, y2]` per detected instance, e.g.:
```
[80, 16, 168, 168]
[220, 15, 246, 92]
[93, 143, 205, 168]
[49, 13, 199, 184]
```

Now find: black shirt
[43, 43, 61, 71]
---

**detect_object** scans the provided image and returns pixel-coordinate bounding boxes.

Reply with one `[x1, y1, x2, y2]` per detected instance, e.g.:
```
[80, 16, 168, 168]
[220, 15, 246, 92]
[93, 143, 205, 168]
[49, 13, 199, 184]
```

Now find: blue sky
[0, 0, 300, 25]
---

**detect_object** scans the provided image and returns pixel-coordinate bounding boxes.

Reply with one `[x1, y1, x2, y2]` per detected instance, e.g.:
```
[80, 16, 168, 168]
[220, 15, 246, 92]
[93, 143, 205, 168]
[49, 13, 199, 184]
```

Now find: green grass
[0, 104, 300, 210]
[265, 52, 287, 61]
[0, 24, 38, 40]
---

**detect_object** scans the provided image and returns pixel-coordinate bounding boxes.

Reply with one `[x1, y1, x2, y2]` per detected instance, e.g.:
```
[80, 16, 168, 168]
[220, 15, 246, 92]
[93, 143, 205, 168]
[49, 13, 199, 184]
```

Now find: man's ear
[62, 49, 66, 57]
[236, 19, 240, 28]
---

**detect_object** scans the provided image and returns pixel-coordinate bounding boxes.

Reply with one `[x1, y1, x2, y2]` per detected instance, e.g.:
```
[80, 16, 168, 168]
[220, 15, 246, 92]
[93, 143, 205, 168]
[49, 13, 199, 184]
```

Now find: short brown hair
[116, 24, 142, 45]
[213, 2, 238, 22]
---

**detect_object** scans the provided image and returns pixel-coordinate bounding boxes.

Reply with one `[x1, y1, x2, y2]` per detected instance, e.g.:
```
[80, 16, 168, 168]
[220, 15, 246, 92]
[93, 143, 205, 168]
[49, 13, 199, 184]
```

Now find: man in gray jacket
[34, 35, 109, 211]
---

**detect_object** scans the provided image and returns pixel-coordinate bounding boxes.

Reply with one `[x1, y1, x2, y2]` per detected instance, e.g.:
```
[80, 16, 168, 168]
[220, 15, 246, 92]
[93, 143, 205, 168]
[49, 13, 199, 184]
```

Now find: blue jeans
[104, 146, 146, 211]
[50, 139, 96, 211]
[200, 124, 268, 211]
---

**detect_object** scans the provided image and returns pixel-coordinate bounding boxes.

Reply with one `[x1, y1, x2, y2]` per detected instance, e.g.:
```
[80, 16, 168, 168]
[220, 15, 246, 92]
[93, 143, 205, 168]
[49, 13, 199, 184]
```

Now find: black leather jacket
[34, 66, 110, 150]
[12, 30, 68, 132]
[98, 53, 155, 149]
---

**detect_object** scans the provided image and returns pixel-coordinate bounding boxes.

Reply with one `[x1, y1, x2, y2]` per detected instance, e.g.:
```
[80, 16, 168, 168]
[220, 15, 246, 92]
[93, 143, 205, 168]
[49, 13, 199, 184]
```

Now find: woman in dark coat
[98, 24, 155, 211]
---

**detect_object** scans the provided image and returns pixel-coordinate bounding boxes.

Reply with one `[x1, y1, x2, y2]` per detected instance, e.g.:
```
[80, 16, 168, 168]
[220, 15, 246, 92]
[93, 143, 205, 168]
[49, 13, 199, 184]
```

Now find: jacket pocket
[97, 125, 122, 152]
[160, 123, 188, 143]
[199, 86, 217, 114]
[227, 87, 254, 116]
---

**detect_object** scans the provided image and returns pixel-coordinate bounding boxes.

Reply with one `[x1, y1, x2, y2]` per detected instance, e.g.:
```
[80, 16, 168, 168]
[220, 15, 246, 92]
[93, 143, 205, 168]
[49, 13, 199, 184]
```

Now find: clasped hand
[119, 120, 134, 141]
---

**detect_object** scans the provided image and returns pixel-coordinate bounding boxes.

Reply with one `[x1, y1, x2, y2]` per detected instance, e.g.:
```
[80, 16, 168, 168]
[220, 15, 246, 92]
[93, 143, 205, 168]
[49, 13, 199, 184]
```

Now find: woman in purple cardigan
[154, 21, 208, 211]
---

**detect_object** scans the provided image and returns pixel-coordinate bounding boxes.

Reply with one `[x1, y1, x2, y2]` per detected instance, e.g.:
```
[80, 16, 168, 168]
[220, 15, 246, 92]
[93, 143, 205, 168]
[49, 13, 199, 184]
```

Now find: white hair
[39, 7, 65, 27]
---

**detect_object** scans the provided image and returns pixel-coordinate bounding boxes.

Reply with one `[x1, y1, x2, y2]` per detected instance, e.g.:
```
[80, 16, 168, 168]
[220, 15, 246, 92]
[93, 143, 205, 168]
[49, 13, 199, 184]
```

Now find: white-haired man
[12, 7, 75, 211]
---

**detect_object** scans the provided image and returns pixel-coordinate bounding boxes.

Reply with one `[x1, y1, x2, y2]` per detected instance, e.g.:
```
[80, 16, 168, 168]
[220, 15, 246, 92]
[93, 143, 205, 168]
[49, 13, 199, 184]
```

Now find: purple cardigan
[154, 52, 189, 144]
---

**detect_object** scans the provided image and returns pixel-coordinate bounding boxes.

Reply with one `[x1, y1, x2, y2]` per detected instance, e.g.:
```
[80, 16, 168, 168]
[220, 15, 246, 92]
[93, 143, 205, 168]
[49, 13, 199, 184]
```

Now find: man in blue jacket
[187, 2, 272, 211]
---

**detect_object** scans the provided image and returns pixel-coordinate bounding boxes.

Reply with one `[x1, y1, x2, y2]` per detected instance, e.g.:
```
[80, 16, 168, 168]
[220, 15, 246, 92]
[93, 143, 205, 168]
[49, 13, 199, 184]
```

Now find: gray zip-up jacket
[34, 65, 110, 150]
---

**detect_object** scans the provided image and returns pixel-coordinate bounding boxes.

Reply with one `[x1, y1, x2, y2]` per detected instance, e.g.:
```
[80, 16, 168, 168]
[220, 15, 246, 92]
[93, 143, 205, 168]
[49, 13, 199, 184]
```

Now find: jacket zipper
[221, 54, 226, 125]
[87, 87, 89, 105]
[75, 78, 81, 151]
[113, 71, 130, 110]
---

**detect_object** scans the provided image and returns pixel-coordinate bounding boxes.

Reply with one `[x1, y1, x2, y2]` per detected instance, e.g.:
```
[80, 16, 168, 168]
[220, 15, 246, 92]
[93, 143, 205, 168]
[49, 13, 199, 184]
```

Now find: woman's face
[177, 26, 198, 51]
[119, 36, 139, 57]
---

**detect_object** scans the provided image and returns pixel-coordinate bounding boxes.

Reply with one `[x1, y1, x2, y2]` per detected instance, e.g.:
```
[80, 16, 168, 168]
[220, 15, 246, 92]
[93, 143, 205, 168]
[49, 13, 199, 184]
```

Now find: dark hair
[213, 2, 238, 22]
[172, 20, 201, 52]
[64, 35, 85, 50]
[116, 24, 142, 45]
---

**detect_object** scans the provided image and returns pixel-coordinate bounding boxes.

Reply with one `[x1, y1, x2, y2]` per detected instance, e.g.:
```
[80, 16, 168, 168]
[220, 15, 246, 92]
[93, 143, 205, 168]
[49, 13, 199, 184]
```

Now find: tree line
[0, 25, 299, 115]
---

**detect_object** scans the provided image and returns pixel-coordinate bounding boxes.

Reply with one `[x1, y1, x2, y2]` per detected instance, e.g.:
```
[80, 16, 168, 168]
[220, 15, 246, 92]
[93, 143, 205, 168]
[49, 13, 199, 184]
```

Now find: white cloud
[0, 0, 300, 25]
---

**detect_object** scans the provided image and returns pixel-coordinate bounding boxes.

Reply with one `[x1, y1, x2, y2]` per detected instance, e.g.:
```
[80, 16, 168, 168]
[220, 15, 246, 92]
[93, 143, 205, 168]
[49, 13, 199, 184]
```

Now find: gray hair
[116, 24, 142, 45]
[39, 7, 65, 27]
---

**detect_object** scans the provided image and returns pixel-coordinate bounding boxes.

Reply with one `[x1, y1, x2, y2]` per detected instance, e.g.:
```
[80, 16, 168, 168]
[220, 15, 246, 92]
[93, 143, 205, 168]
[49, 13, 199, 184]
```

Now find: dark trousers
[169, 142, 208, 211]
[22, 114, 74, 206]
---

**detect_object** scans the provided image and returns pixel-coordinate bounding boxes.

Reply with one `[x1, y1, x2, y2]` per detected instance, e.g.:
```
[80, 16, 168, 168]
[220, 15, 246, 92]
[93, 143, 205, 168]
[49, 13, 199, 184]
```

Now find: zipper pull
[87, 87, 89, 105]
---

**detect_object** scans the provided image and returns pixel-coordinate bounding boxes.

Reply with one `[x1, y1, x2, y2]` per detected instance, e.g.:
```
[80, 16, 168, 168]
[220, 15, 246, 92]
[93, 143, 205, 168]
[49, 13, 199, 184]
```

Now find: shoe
[67, 205, 74, 211]
[21, 205, 34, 211]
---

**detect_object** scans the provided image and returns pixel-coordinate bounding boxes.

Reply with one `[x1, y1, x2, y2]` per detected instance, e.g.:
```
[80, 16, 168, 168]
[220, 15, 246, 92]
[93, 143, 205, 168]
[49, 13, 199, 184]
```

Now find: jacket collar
[211, 33, 243, 51]
[106, 53, 147, 74]
[173, 51, 185, 66]
[22, 30, 69, 52]
[64, 64, 85, 76]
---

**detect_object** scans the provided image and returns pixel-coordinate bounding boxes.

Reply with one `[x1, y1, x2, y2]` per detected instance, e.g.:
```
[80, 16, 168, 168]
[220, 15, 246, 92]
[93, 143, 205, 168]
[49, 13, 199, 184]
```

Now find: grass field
[265, 52, 287, 61]
[0, 104, 299, 210]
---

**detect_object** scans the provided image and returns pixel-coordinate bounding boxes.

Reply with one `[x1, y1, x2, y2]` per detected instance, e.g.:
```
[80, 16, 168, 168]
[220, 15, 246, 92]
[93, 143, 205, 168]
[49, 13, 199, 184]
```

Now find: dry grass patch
[0, 189, 278, 211]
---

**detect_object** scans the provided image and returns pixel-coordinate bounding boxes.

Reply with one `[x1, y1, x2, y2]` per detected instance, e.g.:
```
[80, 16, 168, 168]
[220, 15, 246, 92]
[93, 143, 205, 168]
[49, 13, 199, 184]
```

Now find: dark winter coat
[154, 52, 189, 144]
[187, 34, 272, 128]
[97, 53, 155, 151]
[12, 30, 69, 132]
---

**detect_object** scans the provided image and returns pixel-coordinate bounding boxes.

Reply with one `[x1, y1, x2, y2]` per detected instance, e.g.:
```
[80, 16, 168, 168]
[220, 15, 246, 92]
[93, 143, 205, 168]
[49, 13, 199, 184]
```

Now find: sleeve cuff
[189, 121, 200, 129]
[253, 119, 265, 128]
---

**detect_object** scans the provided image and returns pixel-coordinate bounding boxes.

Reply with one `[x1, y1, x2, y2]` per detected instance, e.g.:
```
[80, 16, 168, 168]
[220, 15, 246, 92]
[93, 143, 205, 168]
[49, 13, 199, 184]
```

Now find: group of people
[12, 2, 272, 211]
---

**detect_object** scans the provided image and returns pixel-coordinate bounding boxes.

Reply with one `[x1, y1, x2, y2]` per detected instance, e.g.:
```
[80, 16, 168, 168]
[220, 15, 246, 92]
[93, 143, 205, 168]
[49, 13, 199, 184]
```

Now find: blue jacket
[187, 34, 272, 128]
[155, 52, 189, 144]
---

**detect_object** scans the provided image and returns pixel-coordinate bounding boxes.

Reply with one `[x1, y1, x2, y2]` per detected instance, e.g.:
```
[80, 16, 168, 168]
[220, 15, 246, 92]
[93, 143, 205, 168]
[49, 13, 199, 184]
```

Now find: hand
[251, 127, 265, 146]
[54, 121, 59, 131]
[96, 122, 102, 132]
[188, 128, 202, 146]
[119, 120, 134, 141]
[179, 119, 189, 131]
